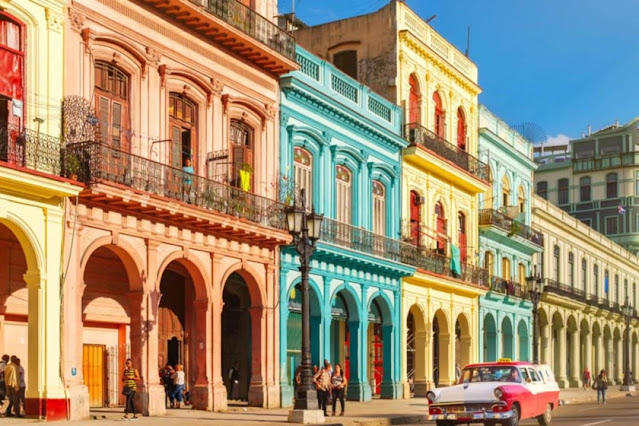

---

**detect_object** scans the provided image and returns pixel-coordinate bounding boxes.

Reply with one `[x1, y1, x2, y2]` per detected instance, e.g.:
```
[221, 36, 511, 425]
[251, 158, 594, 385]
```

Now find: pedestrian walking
[4, 356, 20, 417]
[0, 354, 9, 407]
[314, 362, 331, 417]
[582, 367, 591, 390]
[122, 358, 140, 420]
[159, 364, 175, 408]
[228, 361, 240, 401]
[171, 364, 185, 408]
[455, 363, 462, 382]
[595, 369, 608, 405]
[16, 359, 25, 415]
[331, 363, 347, 417]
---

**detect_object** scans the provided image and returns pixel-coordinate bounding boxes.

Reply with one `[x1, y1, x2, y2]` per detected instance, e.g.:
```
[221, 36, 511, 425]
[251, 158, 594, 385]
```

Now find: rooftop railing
[404, 122, 490, 181]
[0, 122, 61, 175]
[62, 141, 287, 229]
[479, 209, 544, 247]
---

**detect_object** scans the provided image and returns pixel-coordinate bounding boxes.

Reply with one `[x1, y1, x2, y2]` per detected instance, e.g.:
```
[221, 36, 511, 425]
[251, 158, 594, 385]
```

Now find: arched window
[593, 264, 599, 297]
[169, 93, 197, 172]
[518, 263, 526, 285]
[95, 61, 130, 151]
[553, 245, 560, 281]
[518, 185, 525, 213]
[229, 119, 253, 191]
[581, 258, 587, 291]
[456, 107, 466, 150]
[615, 274, 619, 302]
[501, 175, 511, 207]
[484, 251, 494, 274]
[372, 181, 386, 235]
[579, 176, 591, 202]
[336, 165, 352, 224]
[409, 191, 421, 246]
[458, 212, 467, 262]
[435, 201, 446, 254]
[408, 74, 420, 124]
[433, 91, 445, 137]
[604, 269, 609, 297]
[558, 178, 569, 205]
[0, 13, 24, 130]
[568, 252, 574, 288]
[606, 173, 618, 199]
[502, 257, 511, 281]
[537, 181, 548, 200]
[294, 147, 313, 207]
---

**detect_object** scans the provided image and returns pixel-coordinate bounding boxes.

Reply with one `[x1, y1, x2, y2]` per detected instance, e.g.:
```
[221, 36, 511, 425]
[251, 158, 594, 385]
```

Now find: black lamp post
[621, 297, 635, 391]
[526, 265, 543, 364]
[285, 189, 324, 414]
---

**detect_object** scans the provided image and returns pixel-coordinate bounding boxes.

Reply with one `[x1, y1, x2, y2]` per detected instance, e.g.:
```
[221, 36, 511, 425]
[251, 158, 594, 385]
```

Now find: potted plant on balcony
[65, 152, 81, 180]
[508, 221, 522, 237]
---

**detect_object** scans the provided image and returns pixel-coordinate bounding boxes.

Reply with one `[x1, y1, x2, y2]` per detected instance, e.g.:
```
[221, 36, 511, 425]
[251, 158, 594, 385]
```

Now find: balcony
[489, 276, 523, 298]
[0, 122, 62, 176]
[404, 123, 490, 189]
[573, 152, 639, 172]
[141, 0, 296, 74]
[479, 208, 544, 252]
[63, 142, 288, 243]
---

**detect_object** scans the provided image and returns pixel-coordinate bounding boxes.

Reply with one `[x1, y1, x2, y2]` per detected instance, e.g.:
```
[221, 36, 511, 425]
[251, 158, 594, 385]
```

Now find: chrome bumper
[428, 409, 514, 422]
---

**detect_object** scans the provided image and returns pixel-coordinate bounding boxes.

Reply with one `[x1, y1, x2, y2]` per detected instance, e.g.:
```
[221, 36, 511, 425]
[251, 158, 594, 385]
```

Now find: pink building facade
[62, 0, 296, 419]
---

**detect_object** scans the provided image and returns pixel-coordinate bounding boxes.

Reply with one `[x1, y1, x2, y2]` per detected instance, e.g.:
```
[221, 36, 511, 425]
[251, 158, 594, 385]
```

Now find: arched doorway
[408, 74, 420, 124]
[501, 316, 513, 359]
[517, 319, 529, 362]
[330, 289, 359, 382]
[406, 305, 427, 395]
[432, 309, 449, 387]
[483, 313, 497, 362]
[457, 212, 467, 263]
[82, 246, 132, 407]
[454, 314, 471, 372]
[409, 191, 421, 246]
[456, 107, 466, 150]
[367, 295, 394, 398]
[433, 91, 444, 137]
[435, 202, 446, 255]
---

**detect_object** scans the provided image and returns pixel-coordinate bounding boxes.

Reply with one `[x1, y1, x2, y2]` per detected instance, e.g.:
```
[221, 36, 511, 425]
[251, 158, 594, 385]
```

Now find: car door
[527, 367, 543, 416]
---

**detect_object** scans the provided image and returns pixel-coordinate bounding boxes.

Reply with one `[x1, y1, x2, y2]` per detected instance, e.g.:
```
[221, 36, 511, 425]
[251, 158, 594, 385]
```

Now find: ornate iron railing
[198, 0, 295, 60]
[479, 208, 544, 247]
[404, 122, 490, 181]
[0, 122, 62, 175]
[489, 276, 523, 297]
[63, 141, 287, 229]
[543, 278, 587, 301]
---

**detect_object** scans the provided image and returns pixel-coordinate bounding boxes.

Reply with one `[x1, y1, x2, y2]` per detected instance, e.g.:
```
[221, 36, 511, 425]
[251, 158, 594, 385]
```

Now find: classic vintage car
[427, 360, 560, 426]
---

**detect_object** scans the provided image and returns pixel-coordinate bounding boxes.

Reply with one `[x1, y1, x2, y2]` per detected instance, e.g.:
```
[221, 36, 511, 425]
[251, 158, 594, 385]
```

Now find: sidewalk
[559, 386, 638, 405]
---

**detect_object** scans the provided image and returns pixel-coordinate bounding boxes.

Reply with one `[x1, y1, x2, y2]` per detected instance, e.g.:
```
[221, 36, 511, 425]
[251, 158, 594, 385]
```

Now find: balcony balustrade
[489, 276, 523, 298]
[479, 208, 544, 247]
[535, 279, 625, 315]
[63, 141, 286, 230]
[0, 122, 62, 175]
[404, 122, 490, 181]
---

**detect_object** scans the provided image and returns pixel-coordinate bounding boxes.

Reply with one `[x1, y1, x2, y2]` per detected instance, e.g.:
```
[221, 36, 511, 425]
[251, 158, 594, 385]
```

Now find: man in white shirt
[0, 354, 9, 404]
[16, 358, 25, 415]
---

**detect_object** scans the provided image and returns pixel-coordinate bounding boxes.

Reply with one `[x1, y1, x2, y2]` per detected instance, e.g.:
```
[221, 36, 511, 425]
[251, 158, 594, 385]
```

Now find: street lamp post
[285, 189, 325, 423]
[621, 297, 635, 391]
[526, 265, 543, 364]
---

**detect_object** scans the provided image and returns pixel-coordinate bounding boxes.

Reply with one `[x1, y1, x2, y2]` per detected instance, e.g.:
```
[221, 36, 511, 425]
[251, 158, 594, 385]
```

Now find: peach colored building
[62, 0, 296, 419]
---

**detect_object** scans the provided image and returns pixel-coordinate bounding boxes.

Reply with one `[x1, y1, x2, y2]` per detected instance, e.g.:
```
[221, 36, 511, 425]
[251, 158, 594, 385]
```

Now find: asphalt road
[518, 394, 639, 426]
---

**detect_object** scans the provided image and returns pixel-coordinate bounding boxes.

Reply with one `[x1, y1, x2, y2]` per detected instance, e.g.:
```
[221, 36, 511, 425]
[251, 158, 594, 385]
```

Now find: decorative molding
[210, 78, 224, 97]
[45, 8, 64, 33]
[264, 103, 277, 121]
[145, 46, 162, 68]
[280, 112, 290, 127]
[81, 28, 94, 54]
[68, 7, 85, 33]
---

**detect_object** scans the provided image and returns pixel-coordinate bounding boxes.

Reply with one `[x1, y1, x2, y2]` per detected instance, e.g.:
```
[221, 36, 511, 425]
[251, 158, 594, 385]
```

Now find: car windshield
[459, 366, 523, 384]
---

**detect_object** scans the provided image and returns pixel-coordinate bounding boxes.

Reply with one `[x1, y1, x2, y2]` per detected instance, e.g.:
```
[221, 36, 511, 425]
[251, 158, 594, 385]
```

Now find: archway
[408, 74, 420, 124]
[454, 314, 471, 372]
[483, 313, 497, 362]
[406, 304, 427, 395]
[432, 309, 450, 387]
[517, 319, 529, 362]
[501, 316, 513, 359]
[367, 294, 393, 397]
[82, 245, 133, 407]
[330, 287, 362, 400]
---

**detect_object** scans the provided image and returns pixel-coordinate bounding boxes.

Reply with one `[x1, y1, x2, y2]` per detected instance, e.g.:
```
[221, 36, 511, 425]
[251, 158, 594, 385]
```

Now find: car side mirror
[526, 378, 532, 383]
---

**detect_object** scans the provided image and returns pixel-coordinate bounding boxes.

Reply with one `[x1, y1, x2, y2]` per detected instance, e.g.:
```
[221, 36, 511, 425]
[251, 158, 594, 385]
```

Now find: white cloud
[543, 134, 571, 147]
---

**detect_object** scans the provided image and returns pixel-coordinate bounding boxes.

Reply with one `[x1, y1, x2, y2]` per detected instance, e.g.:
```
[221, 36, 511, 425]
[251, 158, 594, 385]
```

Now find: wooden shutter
[112, 102, 122, 150]
[99, 97, 110, 144]
[171, 126, 181, 169]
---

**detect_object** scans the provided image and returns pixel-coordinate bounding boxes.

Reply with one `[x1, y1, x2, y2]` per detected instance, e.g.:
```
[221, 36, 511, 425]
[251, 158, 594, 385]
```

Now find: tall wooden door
[83, 344, 106, 408]
[410, 191, 421, 246]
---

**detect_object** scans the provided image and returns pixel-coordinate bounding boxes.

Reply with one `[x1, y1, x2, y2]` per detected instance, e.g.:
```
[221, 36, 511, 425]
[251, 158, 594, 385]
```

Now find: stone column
[541, 324, 552, 365]
[279, 271, 293, 408]
[606, 338, 613, 384]
[616, 337, 624, 384]
[347, 285, 370, 401]
[595, 334, 604, 374]
[248, 306, 266, 407]
[557, 328, 568, 388]
[569, 331, 580, 387]
[210, 254, 227, 411]
[191, 299, 212, 410]
[584, 332, 593, 375]
[413, 330, 429, 396]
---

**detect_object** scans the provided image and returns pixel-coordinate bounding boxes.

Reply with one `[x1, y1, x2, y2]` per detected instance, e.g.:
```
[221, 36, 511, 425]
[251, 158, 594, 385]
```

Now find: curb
[560, 391, 638, 405]
[323, 414, 429, 426]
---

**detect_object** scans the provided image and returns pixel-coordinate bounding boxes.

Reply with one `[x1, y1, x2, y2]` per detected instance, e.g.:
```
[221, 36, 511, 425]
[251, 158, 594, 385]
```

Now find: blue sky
[279, 0, 639, 145]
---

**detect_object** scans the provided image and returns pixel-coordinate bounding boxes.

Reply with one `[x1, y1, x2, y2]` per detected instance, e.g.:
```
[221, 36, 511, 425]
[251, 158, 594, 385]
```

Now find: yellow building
[0, 0, 80, 419]
[294, 0, 490, 394]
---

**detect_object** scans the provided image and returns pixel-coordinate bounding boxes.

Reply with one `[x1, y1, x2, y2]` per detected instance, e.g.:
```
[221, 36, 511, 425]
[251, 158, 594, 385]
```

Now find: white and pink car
[427, 360, 560, 426]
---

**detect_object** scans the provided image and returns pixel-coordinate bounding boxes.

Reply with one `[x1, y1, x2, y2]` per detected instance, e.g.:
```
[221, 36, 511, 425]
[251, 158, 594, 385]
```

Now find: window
[484, 251, 494, 274]
[594, 264, 599, 297]
[558, 178, 569, 205]
[336, 165, 352, 224]
[537, 181, 548, 200]
[0, 13, 25, 128]
[518, 185, 525, 213]
[634, 282, 637, 307]
[502, 257, 511, 280]
[435, 201, 446, 254]
[518, 263, 526, 285]
[606, 173, 618, 199]
[409, 191, 421, 246]
[624, 278, 628, 301]
[604, 269, 609, 297]
[501, 175, 511, 207]
[456, 107, 466, 150]
[95, 61, 130, 151]
[605, 216, 618, 235]
[615, 274, 620, 302]
[229, 119, 253, 191]
[408, 74, 420, 124]
[372, 181, 386, 235]
[579, 176, 591, 202]
[333, 50, 357, 80]
[294, 147, 313, 207]
[568, 252, 574, 288]
[458, 212, 467, 262]
[635, 171, 639, 196]
[581, 258, 587, 291]
[169, 93, 197, 172]
[433, 92, 445, 137]
[553, 245, 559, 281]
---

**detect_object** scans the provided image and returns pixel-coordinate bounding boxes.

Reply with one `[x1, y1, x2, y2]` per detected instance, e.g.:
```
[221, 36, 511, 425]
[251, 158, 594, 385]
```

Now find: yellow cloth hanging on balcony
[239, 169, 251, 192]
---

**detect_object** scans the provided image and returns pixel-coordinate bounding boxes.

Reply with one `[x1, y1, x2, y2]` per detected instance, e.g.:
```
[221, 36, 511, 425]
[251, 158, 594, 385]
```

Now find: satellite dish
[511, 122, 547, 145]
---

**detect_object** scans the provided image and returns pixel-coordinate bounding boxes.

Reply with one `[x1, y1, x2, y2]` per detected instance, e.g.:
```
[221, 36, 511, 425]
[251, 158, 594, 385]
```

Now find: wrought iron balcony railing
[479, 208, 544, 247]
[489, 276, 523, 298]
[63, 141, 286, 229]
[404, 122, 490, 181]
[195, 0, 295, 61]
[0, 122, 62, 175]
[536, 279, 627, 315]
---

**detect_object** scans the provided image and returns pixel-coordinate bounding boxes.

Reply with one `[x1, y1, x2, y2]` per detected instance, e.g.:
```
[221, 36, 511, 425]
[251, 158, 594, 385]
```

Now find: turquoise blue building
[477, 106, 543, 362]
[278, 47, 415, 405]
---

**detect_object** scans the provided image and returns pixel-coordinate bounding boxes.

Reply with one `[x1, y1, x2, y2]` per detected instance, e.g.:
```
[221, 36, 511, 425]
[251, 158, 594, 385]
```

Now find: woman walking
[171, 364, 186, 408]
[331, 364, 347, 416]
[595, 369, 608, 405]
[122, 358, 140, 420]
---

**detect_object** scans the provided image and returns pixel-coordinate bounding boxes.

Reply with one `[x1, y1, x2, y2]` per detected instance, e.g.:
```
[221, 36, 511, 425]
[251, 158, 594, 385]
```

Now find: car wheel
[436, 421, 451, 426]
[505, 403, 519, 426]
[537, 403, 552, 425]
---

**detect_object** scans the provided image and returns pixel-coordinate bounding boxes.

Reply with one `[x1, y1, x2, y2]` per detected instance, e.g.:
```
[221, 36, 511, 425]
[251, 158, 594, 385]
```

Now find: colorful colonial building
[62, 0, 296, 419]
[278, 47, 414, 404]
[293, 0, 490, 393]
[0, 0, 81, 420]
[533, 194, 639, 388]
[477, 106, 542, 362]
